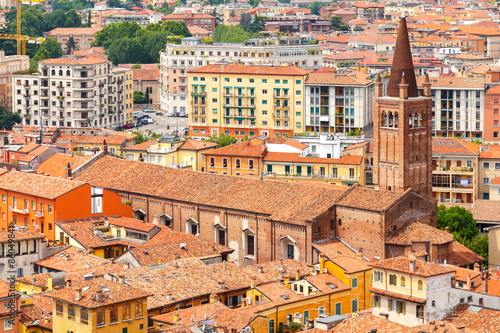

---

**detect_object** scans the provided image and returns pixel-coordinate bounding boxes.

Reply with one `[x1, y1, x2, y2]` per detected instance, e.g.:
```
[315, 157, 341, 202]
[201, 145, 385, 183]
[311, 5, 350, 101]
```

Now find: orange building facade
[484, 85, 500, 142]
[0, 171, 133, 241]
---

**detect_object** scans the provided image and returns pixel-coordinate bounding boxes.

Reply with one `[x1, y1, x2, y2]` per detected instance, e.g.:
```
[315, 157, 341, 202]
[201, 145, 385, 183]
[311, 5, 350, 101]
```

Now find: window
[275, 80, 280, 84]
[97, 308, 105, 326]
[373, 295, 380, 308]
[110, 307, 118, 323]
[374, 271, 383, 282]
[401, 276, 406, 287]
[495, 162, 500, 170]
[268, 319, 274, 333]
[262, 79, 267, 83]
[210, 157, 215, 167]
[222, 158, 228, 168]
[81, 308, 88, 325]
[417, 305, 424, 318]
[91, 187, 103, 214]
[389, 274, 397, 286]
[67, 304, 75, 320]
[483, 162, 490, 169]
[56, 301, 63, 316]
[351, 278, 358, 288]
[135, 301, 143, 318]
[352, 299, 358, 312]
[349, 168, 355, 179]
[1, 195, 4, 203]
[483, 177, 490, 185]
[296, 80, 301, 84]
[235, 159, 241, 168]
[418, 280, 423, 290]
[4, 319, 12, 330]
[48, 205, 52, 214]
[296, 90, 301, 95]
[246, 234, 255, 256]
[396, 301, 406, 314]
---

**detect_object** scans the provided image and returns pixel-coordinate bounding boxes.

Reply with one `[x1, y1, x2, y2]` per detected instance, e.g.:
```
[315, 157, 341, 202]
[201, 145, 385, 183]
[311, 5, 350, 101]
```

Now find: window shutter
[388, 299, 392, 311]
[402, 302, 406, 315]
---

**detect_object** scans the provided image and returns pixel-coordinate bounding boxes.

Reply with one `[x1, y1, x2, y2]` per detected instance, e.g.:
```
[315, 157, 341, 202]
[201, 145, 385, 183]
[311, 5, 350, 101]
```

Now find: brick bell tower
[372, 14, 433, 197]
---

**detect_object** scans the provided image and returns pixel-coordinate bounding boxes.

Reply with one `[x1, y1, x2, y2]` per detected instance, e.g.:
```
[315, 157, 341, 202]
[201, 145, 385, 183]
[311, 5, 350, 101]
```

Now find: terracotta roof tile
[432, 137, 480, 156]
[263, 152, 362, 165]
[46, 27, 101, 36]
[0, 230, 45, 243]
[478, 144, 500, 159]
[74, 156, 345, 225]
[312, 238, 358, 260]
[451, 241, 484, 266]
[305, 71, 373, 86]
[329, 256, 371, 274]
[187, 25, 211, 34]
[370, 257, 453, 277]
[334, 185, 405, 212]
[55, 134, 127, 146]
[332, 313, 411, 332]
[47, 277, 151, 308]
[369, 288, 427, 304]
[178, 139, 217, 150]
[36, 153, 93, 178]
[121, 139, 158, 151]
[471, 200, 500, 222]
[20, 292, 53, 330]
[443, 304, 500, 332]
[35, 246, 113, 272]
[18, 143, 40, 153]
[386, 220, 454, 245]
[40, 56, 108, 66]
[19, 145, 52, 162]
[133, 68, 160, 81]
[203, 140, 267, 157]
[189, 64, 310, 76]
[0, 171, 85, 199]
[417, 76, 484, 89]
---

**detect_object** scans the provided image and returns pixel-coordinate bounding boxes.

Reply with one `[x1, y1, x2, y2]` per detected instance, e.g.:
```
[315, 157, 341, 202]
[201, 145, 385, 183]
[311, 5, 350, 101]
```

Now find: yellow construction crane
[10, 0, 45, 55]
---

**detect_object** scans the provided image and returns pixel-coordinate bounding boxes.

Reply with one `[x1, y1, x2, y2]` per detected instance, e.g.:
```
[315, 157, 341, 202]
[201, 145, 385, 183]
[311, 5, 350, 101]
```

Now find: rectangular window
[222, 158, 228, 168]
[48, 205, 52, 214]
[247, 234, 255, 256]
[97, 309, 105, 326]
[210, 157, 215, 167]
[296, 80, 301, 84]
[296, 90, 301, 95]
[483, 177, 490, 185]
[275, 80, 280, 84]
[1, 195, 4, 203]
[235, 159, 241, 168]
[349, 168, 355, 179]
[81, 308, 89, 325]
[4, 319, 12, 330]
[135, 301, 143, 318]
[495, 163, 500, 170]
[68, 304, 75, 320]
[249, 160, 254, 169]
[484, 162, 490, 169]
[351, 278, 358, 288]
[91, 187, 103, 214]
[56, 301, 63, 316]
[262, 79, 267, 83]
[123, 304, 131, 320]
[110, 307, 118, 323]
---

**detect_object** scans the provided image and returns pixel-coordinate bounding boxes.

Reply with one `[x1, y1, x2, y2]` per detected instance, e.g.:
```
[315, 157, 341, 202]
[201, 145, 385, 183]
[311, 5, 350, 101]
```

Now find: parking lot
[131, 110, 189, 136]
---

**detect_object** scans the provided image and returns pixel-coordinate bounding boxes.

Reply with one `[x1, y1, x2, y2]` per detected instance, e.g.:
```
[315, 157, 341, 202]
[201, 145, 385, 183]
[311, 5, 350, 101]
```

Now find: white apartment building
[304, 70, 374, 135]
[159, 36, 323, 115]
[0, 51, 29, 111]
[12, 56, 133, 128]
[417, 76, 485, 138]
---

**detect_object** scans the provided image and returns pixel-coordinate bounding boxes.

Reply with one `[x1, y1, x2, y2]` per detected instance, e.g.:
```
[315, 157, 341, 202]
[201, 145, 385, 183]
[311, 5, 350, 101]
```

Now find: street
[132, 113, 189, 136]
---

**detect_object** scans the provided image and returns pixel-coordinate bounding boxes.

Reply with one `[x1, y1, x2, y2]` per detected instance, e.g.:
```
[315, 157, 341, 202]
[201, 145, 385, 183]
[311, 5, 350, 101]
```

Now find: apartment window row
[4, 196, 50, 214]
[56, 300, 144, 326]
[209, 157, 255, 170]
[482, 162, 500, 170]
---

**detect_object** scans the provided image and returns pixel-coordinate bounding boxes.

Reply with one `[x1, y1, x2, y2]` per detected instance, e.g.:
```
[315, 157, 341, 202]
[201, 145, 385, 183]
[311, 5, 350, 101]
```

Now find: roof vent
[143, 250, 149, 255]
[179, 243, 186, 249]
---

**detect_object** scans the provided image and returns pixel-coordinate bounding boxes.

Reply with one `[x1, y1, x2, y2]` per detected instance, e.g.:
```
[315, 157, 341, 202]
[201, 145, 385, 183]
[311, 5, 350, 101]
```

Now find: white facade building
[12, 56, 133, 128]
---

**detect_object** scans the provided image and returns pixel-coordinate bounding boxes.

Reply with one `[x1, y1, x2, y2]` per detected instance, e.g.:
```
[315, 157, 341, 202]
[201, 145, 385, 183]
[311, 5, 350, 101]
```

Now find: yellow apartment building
[48, 278, 150, 333]
[188, 64, 309, 139]
[122, 136, 217, 171]
[124, 69, 134, 124]
[478, 145, 500, 200]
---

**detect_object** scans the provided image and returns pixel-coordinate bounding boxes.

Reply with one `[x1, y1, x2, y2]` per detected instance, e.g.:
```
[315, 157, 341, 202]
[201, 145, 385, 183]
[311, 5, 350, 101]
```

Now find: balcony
[56, 85, 64, 90]
[191, 91, 206, 96]
[235, 92, 246, 97]
[8, 207, 29, 214]
[23, 94, 30, 99]
[432, 167, 474, 174]
[274, 93, 289, 98]
[35, 211, 44, 217]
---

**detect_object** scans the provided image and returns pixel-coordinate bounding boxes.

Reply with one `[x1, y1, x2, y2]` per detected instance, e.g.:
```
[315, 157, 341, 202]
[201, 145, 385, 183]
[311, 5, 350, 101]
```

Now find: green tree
[87, 10, 92, 27]
[305, 1, 323, 15]
[107, 0, 122, 7]
[65, 36, 77, 55]
[30, 37, 63, 68]
[0, 104, 20, 130]
[133, 91, 147, 104]
[145, 89, 150, 103]
[437, 205, 478, 241]
[161, 20, 191, 36]
[132, 63, 141, 69]
[92, 21, 141, 48]
[239, 13, 251, 30]
[330, 16, 349, 31]
[133, 129, 162, 143]
[213, 25, 250, 43]
[203, 133, 238, 148]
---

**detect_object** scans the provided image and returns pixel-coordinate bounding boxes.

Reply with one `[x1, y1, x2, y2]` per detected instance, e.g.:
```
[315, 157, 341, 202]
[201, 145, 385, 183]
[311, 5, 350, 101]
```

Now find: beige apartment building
[0, 51, 29, 110]
[478, 145, 500, 200]
[12, 55, 133, 128]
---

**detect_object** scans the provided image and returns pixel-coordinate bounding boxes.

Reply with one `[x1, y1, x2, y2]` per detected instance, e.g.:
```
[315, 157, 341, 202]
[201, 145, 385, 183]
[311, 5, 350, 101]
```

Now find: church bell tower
[372, 15, 433, 197]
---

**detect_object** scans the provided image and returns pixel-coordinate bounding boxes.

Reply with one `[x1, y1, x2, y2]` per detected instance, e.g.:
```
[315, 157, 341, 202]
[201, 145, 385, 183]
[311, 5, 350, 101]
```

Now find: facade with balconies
[188, 64, 309, 139]
[12, 56, 133, 129]
[431, 137, 480, 203]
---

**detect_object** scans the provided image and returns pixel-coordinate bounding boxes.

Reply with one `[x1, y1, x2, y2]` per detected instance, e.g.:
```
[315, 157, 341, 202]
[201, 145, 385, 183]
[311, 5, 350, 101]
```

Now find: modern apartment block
[0, 51, 29, 111]
[417, 77, 484, 138]
[304, 70, 374, 134]
[187, 64, 309, 138]
[159, 36, 323, 115]
[12, 56, 133, 128]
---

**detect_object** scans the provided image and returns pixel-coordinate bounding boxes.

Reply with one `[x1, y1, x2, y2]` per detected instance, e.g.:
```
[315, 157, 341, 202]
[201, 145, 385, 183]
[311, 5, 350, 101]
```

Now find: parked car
[180, 113, 188, 118]
[142, 107, 155, 113]
[167, 112, 174, 117]
[122, 123, 133, 129]
[156, 111, 164, 116]
[145, 118, 155, 124]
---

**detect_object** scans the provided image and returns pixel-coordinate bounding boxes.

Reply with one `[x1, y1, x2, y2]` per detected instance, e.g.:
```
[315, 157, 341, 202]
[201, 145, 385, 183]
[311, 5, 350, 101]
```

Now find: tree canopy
[0, 104, 20, 130]
[30, 37, 63, 69]
[437, 205, 488, 263]
[305, 1, 323, 15]
[330, 16, 349, 31]
[213, 25, 251, 43]
[133, 129, 163, 144]
[203, 133, 238, 148]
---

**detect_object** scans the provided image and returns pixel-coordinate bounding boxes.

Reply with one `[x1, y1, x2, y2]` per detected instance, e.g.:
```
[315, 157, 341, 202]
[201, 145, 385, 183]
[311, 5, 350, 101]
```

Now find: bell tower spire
[372, 16, 433, 197]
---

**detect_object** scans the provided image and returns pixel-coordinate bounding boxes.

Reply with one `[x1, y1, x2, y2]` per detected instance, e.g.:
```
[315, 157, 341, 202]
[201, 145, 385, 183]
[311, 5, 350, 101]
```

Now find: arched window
[66, 70, 70, 76]
[394, 112, 398, 128]
[401, 276, 406, 287]
[268, 319, 274, 333]
[51, 69, 55, 75]
[382, 111, 387, 126]
[59, 70, 62, 76]
[418, 280, 423, 291]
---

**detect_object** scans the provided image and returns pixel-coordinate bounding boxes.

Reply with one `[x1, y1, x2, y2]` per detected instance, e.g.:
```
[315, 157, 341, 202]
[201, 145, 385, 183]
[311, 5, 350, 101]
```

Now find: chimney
[66, 279, 72, 287]
[103, 139, 108, 153]
[70, 228, 75, 236]
[319, 253, 325, 272]
[356, 252, 363, 260]
[374, 73, 383, 98]
[166, 293, 173, 301]
[75, 287, 82, 301]
[209, 293, 219, 303]
[68, 139, 74, 155]
[44, 317, 49, 324]
[173, 311, 179, 322]
[158, 258, 163, 265]
[429, 320, 436, 332]
[437, 321, 446, 333]
[223, 260, 226, 270]
[457, 324, 466, 333]
[250, 277, 256, 288]
[241, 297, 247, 307]
[466, 274, 471, 290]
[218, 281, 225, 290]
[474, 263, 480, 271]
[482, 268, 489, 294]
[257, 266, 263, 274]
[451, 273, 456, 288]
[96, 288, 103, 302]
[444, 227, 450, 234]
[295, 270, 300, 281]
[409, 259, 416, 272]
[65, 162, 72, 179]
